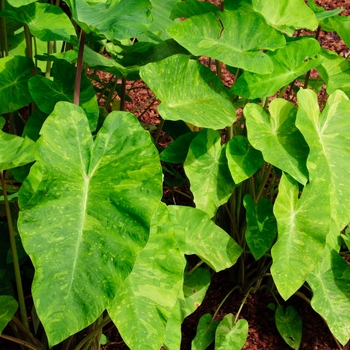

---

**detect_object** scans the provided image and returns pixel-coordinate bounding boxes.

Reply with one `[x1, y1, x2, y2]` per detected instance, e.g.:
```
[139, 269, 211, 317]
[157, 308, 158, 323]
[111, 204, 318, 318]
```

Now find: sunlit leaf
[0, 130, 35, 171]
[0, 3, 75, 42]
[244, 98, 309, 185]
[170, 0, 218, 20]
[18, 102, 162, 346]
[140, 55, 236, 129]
[215, 315, 248, 350]
[109, 203, 185, 350]
[168, 205, 242, 271]
[164, 269, 211, 350]
[252, 0, 318, 35]
[184, 129, 236, 218]
[329, 16, 350, 49]
[296, 89, 350, 233]
[167, 10, 285, 73]
[271, 174, 330, 300]
[307, 245, 350, 346]
[226, 136, 264, 184]
[67, 0, 152, 41]
[233, 38, 320, 99]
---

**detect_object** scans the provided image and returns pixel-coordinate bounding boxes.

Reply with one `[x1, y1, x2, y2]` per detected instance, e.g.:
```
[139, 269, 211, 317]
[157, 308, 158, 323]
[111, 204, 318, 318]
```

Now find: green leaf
[0, 56, 34, 114]
[192, 313, 219, 350]
[271, 174, 330, 300]
[28, 59, 99, 132]
[233, 38, 320, 99]
[7, 0, 36, 7]
[67, 0, 152, 41]
[244, 99, 309, 185]
[170, 0, 219, 20]
[0, 295, 18, 334]
[108, 203, 185, 350]
[226, 136, 264, 184]
[167, 10, 285, 74]
[140, 55, 236, 129]
[244, 195, 277, 260]
[0, 3, 75, 42]
[296, 89, 350, 233]
[329, 16, 350, 49]
[184, 129, 236, 218]
[0, 130, 35, 171]
[164, 268, 211, 350]
[252, 0, 318, 35]
[137, 0, 180, 42]
[317, 49, 350, 98]
[160, 132, 197, 163]
[275, 305, 302, 350]
[168, 205, 242, 271]
[22, 109, 48, 142]
[307, 245, 350, 346]
[215, 315, 248, 350]
[18, 102, 162, 346]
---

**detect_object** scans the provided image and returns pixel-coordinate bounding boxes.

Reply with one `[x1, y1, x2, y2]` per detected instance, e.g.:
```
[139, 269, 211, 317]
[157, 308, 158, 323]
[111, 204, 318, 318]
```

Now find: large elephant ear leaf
[167, 10, 285, 74]
[18, 102, 162, 346]
[271, 173, 330, 300]
[108, 203, 186, 350]
[140, 55, 236, 129]
[244, 98, 309, 185]
[0, 56, 34, 114]
[252, 0, 318, 35]
[307, 245, 350, 346]
[0, 296, 18, 334]
[67, 0, 152, 41]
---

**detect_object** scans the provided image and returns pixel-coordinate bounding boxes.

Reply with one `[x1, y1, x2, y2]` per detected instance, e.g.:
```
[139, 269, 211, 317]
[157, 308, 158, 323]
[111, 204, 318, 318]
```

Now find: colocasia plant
[1, 0, 350, 349]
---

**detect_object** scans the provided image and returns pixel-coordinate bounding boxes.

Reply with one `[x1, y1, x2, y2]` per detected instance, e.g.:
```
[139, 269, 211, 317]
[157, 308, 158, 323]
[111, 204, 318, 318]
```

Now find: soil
[1, 1, 350, 350]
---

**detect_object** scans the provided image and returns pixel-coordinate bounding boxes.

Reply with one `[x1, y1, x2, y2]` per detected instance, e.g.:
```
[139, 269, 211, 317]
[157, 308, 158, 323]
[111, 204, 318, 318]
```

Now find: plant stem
[256, 163, 272, 202]
[212, 286, 241, 322]
[188, 260, 204, 274]
[11, 316, 44, 349]
[119, 75, 127, 111]
[0, 334, 42, 350]
[153, 118, 164, 145]
[234, 287, 253, 324]
[74, 30, 86, 106]
[0, 171, 29, 330]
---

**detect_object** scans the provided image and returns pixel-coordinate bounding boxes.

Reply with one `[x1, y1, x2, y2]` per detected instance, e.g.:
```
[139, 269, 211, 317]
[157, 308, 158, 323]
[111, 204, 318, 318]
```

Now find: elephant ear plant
[1, 0, 350, 349]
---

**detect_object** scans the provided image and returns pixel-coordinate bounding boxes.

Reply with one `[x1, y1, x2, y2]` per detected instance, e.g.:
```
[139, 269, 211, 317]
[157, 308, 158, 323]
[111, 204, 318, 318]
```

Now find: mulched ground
[1, 1, 350, 349]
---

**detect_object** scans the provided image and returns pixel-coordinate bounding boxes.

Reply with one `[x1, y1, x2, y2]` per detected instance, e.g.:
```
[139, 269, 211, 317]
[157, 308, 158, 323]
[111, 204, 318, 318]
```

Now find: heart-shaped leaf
[67, 0, 152, 41]
[226, 136, 264, 184]
[184, 129, 236, 218]
[307, 245, 350, 346]
[0, 56, 34, 114]
[233, 37, 320, 99]
[167, 10, 285, 73]
[140, 55, 236, 129]
[192, 313, 219, 350]
[18, 102, 162, 346]
[168, 205, 242, 271]
[271, 174, 330, 300]
[108, 203, 185, 350]
[296, 89, 350, 232]
[244, 194, 277, 260]
[0, 3, 75, 42]
[275, 305, 302, 350]
[252, 0, 318, 35]
[29, 59, 98, 132]
[244, 98, 309, 185]
[215, 315, 248, 350]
